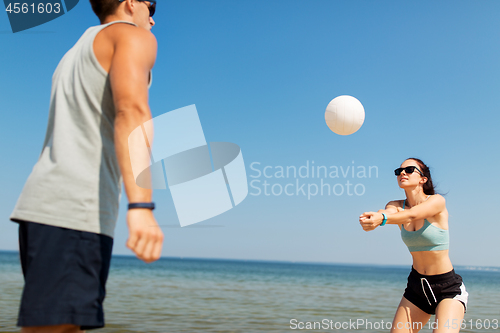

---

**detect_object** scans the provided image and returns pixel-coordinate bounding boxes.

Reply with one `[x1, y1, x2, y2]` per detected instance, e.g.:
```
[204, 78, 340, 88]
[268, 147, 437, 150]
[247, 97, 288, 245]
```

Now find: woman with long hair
[359, 158, 468, 333]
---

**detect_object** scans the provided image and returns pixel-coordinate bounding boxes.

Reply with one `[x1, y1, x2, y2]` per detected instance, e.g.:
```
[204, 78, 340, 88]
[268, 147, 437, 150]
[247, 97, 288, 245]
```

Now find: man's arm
[110, 25, 163, 263]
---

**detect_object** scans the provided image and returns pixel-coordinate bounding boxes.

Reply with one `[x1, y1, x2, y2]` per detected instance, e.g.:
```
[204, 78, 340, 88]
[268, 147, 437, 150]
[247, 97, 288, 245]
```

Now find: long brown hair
[406, 157, 435, 195]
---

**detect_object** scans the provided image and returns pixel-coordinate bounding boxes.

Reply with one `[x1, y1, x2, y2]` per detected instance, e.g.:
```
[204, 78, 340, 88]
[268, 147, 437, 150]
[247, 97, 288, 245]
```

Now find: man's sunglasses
[118, 0, 156, 17]
[394, 166, 424, 177]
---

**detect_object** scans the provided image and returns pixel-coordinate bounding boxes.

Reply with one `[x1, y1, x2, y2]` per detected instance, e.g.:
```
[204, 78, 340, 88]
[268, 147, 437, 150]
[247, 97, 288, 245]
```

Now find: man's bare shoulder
[103, 22, 157, 48]
[94, 22, 157, 72]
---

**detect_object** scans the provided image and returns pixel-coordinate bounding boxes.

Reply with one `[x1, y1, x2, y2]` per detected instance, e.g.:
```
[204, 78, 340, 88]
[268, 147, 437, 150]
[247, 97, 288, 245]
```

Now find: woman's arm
[378, 201, 400, 215]
[359, 200, 399, 231]
[359, 195, 445, 231]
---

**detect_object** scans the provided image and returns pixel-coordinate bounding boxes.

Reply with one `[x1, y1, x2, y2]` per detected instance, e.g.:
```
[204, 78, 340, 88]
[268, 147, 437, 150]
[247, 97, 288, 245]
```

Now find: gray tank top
[10, 21, 149, 238]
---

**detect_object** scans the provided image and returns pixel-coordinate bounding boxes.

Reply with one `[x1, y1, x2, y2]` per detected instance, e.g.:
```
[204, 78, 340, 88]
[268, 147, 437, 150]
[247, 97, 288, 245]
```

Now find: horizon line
[1, 249, 499, 270]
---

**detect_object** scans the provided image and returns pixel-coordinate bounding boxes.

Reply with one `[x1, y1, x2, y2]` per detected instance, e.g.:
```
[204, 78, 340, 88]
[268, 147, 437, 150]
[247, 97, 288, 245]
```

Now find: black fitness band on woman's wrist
[128, 202, 155, 210]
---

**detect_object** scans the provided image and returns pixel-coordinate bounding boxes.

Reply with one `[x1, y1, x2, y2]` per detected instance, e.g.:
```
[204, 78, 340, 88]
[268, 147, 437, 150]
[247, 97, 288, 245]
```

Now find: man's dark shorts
[16, 220, 113, 330]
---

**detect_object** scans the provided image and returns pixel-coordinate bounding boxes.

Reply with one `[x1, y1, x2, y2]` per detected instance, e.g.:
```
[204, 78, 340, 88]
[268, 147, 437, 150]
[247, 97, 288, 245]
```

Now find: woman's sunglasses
[118, 0, 156, 17]
[394, 166, 424, 177]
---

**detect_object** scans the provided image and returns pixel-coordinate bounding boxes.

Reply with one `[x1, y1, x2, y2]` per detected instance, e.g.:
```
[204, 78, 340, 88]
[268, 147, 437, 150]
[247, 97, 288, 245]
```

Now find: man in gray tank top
[10, 1, 163, 332]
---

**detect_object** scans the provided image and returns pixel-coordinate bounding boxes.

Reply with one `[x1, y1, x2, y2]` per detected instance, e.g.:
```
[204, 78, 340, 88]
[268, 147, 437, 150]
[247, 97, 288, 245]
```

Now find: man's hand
[359, 211, 383, 232]
[126, 209, 164, 263]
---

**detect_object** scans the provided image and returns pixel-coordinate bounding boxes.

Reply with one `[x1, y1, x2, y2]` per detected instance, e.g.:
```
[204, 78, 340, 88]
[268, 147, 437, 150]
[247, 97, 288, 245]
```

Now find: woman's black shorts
[403, 266, 468, 315]
[17, 220, 113, 330]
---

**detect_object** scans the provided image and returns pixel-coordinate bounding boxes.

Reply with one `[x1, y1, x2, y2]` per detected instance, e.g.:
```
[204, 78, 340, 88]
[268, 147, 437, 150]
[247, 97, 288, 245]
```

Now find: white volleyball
[325, 95, 365, 135]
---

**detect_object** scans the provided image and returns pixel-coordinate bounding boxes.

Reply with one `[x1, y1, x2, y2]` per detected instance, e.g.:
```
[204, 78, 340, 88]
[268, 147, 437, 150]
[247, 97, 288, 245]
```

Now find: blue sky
[1, 0, 499, 267]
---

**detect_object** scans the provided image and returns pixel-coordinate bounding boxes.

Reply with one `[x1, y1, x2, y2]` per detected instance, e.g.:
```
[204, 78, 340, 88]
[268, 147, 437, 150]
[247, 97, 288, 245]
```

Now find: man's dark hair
[89, 0, 121, 22]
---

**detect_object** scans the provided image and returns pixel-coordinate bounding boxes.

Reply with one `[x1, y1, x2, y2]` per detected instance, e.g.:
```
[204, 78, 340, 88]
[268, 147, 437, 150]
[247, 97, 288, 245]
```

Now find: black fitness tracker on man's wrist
[128, 202, 155, 210]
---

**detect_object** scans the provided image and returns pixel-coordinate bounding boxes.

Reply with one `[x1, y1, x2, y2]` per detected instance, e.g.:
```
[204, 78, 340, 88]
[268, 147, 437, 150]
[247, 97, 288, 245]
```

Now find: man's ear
[123, 0, 136, 15]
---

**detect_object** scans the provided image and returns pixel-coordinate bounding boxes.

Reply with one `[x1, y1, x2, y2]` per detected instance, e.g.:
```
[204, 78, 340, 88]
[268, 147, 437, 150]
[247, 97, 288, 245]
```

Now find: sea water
[0, 251, 498, 332]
